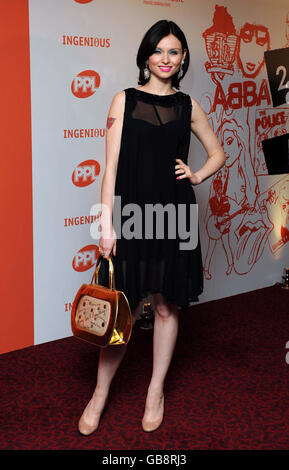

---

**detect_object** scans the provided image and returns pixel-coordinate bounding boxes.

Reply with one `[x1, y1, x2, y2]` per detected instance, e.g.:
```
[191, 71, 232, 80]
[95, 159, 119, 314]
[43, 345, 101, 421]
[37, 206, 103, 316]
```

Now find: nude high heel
[78, 397, 108, 436]
[142, 393, 164, 432]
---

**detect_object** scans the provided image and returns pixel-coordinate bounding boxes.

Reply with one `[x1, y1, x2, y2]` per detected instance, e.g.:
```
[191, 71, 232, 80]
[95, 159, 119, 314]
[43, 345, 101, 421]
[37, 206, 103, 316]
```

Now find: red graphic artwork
[202, 5, 289, 279]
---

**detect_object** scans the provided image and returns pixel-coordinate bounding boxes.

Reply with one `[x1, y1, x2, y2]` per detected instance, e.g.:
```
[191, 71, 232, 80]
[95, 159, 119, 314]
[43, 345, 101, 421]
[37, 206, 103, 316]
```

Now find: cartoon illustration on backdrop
[201, 5, 289, 279]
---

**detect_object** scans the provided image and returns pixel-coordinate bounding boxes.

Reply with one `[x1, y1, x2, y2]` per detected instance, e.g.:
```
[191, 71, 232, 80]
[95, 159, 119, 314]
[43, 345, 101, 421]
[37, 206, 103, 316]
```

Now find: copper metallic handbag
[71, 254, 132, 347]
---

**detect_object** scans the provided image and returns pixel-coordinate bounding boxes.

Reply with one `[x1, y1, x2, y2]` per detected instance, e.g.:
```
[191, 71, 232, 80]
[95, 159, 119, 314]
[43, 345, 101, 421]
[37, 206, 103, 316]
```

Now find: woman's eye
[153, 50, 179, 54]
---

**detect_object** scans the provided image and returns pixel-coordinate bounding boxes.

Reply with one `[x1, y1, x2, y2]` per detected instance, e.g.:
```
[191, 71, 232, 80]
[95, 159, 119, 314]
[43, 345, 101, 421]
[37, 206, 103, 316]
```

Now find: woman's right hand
[99, 224, 117, 259]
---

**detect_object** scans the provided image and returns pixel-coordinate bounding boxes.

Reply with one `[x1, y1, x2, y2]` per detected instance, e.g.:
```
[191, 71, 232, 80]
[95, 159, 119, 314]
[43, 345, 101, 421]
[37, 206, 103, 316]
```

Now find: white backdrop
[29, 0, 289, 345]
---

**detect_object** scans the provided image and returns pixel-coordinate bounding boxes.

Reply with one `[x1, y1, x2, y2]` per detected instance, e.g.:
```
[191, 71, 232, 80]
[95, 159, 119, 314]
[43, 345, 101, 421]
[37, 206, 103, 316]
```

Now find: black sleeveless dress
[99, 87, 203, 312]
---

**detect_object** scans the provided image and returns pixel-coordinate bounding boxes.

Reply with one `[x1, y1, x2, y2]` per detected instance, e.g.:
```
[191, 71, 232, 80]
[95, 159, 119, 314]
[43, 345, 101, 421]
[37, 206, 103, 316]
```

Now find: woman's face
[147, 34, 186, 80]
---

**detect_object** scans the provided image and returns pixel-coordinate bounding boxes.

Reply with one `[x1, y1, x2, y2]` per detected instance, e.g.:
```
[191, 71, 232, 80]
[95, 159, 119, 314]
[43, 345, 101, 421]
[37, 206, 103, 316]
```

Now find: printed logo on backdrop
[62, 35, 110, 48]
[71, 70, 100, 98]
[74, 0, 93, 4]
[201, 5, 289, 281]
[264, 47, 289, 107]
[64, 128, 105, 139]
[72, 160, 100, 187]
[64, 214, 97, 228]
[73, 245, 99, 272]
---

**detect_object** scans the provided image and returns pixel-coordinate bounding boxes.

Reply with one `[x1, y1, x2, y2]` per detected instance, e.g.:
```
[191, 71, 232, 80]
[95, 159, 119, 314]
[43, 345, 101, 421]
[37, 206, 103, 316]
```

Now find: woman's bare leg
[79, 299, 142, 428]
[142, 293, 179, 423]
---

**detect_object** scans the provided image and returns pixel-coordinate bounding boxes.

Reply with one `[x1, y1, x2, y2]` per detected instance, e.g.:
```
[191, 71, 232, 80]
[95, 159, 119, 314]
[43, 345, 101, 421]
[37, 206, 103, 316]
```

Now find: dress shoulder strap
[177, 92, 192, 125]
[123, 87, 136, 101]
[122, 88, 137, 116]
[182, 92, 192, 112]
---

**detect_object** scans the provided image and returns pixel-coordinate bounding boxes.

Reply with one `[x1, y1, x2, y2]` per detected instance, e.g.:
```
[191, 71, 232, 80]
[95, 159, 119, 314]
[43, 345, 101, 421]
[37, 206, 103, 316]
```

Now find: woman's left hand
[175, 158, 202, 185]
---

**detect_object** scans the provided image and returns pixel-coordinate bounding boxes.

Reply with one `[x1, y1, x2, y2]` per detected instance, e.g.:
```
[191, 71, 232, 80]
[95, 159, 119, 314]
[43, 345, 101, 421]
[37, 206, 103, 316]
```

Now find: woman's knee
[149, 293, 178, 319]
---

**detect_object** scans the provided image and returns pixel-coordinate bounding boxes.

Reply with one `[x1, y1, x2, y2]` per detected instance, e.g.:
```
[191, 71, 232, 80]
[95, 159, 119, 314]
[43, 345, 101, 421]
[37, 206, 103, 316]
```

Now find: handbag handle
[91, 254, 115, 290]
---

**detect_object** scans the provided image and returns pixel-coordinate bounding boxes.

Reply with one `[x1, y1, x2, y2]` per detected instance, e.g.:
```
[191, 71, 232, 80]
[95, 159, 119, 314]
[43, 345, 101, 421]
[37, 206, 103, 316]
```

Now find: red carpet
[1, 284, 289, 450]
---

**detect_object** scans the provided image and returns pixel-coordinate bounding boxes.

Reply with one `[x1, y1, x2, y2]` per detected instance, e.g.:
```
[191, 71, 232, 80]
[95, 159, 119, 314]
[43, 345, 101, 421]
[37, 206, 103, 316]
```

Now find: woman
[78, 19, 225, 435]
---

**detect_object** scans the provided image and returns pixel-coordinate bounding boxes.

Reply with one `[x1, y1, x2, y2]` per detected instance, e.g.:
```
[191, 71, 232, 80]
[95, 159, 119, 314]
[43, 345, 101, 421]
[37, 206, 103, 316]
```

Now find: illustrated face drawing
[76, 295, 111, 336]
[237, 22, 270, 78]
[222, 129, 241, 167]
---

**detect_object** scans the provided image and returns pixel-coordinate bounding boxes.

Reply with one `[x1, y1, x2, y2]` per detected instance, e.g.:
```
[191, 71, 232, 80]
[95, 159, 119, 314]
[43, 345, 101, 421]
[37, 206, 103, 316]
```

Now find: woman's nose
[161, 53, 170, 63]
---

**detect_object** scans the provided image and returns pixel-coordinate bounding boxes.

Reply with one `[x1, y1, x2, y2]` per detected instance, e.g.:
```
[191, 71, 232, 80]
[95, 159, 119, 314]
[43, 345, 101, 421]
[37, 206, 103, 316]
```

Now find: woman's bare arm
[189, 97, 226, 184]
[100, 90, 125, 233]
